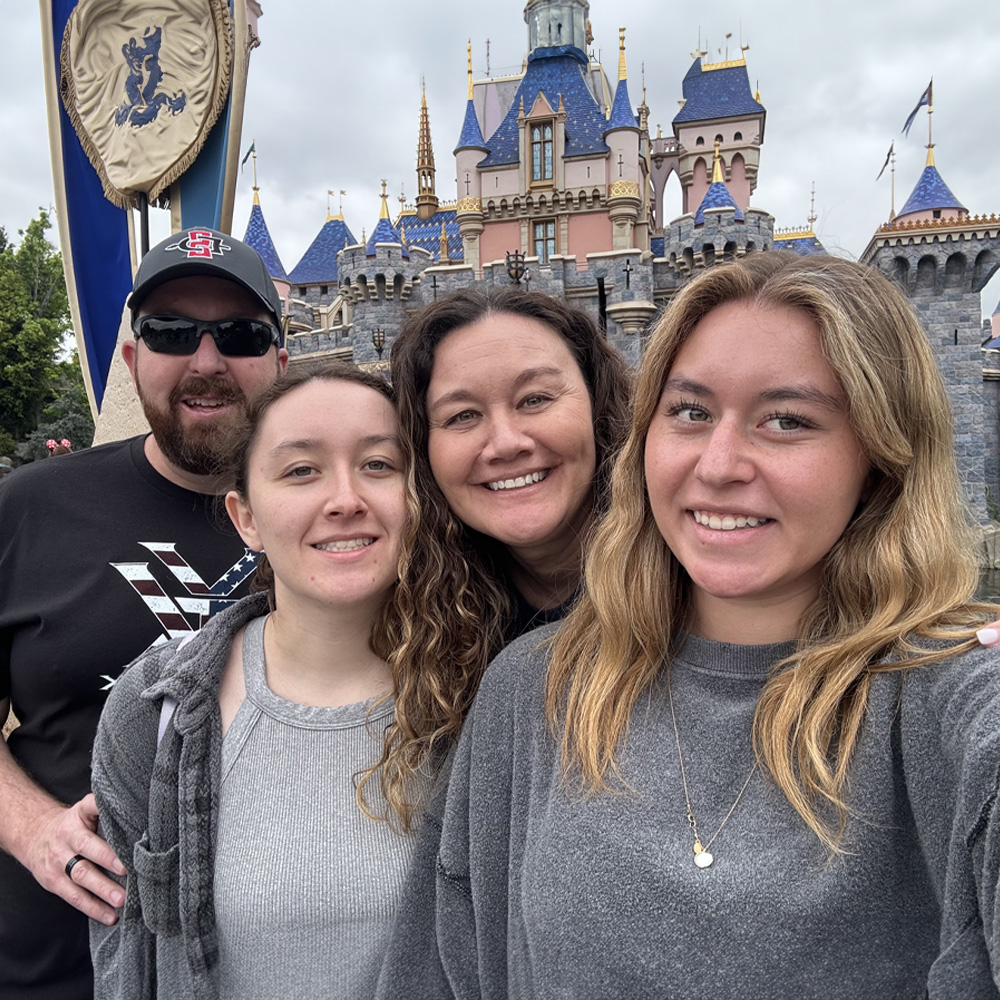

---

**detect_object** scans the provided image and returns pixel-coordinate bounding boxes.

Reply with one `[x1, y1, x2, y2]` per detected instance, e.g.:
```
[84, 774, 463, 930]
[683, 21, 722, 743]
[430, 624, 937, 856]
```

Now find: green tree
[0, 210, 71, 441]
[18, 351, 95, 461]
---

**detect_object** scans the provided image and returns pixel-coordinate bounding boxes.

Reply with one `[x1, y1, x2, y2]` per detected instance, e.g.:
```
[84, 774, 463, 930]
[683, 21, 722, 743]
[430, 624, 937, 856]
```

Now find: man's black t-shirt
[0, 436, 257, 1000]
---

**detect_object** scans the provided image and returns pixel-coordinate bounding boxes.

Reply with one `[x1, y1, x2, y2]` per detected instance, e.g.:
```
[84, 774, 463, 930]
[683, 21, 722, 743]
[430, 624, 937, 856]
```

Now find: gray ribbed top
[213, 615, 414, 1000]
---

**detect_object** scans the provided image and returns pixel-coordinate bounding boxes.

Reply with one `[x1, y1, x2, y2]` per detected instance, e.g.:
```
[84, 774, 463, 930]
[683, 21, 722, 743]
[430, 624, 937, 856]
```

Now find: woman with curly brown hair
[369, 288, 632, 811]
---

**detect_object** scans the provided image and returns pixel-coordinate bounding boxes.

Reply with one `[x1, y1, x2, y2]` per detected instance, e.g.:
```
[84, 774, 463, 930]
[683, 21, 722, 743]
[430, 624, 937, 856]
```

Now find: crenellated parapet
[660, 206, 774, 278]
[861, 220, 1000, 295]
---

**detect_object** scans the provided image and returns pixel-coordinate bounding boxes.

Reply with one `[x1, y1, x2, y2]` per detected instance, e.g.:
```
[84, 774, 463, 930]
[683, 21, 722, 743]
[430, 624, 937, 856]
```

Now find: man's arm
[0, 695, 125, 924]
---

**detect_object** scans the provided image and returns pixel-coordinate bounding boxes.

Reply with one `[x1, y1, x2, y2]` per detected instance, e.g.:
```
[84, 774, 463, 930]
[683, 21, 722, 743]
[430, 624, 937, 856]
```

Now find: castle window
[933, 209, 941, 219]
[320, 285, 328, 295]
[532, 123, 554, 181]
[734, 131, 742, 140]
[533, 219, 556, 263]
[695, 136, 705, 146]
[715, 134, 724, 143]
[298, 287, 308, 296]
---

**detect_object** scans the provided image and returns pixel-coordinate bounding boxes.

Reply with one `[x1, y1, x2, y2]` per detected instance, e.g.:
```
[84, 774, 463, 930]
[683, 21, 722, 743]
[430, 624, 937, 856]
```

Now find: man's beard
[137, 373, 247, 476]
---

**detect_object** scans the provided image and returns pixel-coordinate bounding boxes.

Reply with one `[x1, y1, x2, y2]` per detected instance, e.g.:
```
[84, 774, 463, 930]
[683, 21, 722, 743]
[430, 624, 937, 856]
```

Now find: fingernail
[103, 912, 117, 925]
[977, 628, 999, 646]
[112, 891, 124, 907]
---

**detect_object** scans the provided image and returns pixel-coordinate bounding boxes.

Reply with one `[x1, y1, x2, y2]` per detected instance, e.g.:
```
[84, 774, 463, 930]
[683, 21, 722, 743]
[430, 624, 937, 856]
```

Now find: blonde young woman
[419, 254, 1000, 998]
[90, 362, 431, 1000]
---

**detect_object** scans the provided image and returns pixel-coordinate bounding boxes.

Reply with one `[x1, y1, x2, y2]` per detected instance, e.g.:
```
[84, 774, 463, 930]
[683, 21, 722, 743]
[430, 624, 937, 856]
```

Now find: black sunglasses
[133, 315, 280, 357]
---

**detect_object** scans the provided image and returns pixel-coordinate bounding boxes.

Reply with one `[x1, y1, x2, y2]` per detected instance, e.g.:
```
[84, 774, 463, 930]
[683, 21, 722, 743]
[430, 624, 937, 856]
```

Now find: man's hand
[21, 793, 126, 925]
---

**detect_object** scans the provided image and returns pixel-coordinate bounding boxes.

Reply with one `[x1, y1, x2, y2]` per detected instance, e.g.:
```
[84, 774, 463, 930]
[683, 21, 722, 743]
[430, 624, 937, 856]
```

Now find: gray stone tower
[861, 149, 1000, 522]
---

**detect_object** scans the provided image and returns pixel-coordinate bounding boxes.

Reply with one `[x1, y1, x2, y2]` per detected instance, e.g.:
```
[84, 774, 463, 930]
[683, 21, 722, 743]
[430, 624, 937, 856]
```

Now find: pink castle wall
[568, 212, 613, 256]
[480, 220, 523, 267]
[728, 154, 750, 211]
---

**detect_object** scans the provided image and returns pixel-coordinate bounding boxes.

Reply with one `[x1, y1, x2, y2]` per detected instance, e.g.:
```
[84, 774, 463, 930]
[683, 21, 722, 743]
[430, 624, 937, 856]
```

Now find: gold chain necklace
[666, 670, 758, 869]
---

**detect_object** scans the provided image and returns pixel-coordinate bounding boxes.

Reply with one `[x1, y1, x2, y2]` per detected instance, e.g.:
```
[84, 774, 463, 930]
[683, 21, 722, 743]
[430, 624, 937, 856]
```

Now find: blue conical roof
[366, 215, 408, 258]
[242, 202, 288, 281]
[605, 77, 639, 132]
[694, 180, 744, 225]
[673, 58, 764, 125]
[479, 48, 608, 167]
[897, 164, 966, 218]
[455, 99, 487, 152]
[287, 217, 357, 285]
[774, 233, 826, 256]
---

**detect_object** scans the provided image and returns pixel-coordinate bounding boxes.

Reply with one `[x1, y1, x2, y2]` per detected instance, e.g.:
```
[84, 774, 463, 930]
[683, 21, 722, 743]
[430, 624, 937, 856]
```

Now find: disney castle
[240, 0, 1000, 523]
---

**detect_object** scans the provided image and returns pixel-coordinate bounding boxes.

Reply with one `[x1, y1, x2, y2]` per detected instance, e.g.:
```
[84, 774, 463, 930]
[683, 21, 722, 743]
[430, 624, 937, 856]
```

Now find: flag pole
[890, 146, 895, 221]
[139, 192, 149, 256]
[927, 80, 934, 152]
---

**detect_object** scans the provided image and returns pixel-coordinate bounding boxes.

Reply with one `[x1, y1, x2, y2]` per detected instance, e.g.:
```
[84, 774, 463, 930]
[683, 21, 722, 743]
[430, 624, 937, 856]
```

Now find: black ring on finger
[65, 854, 85, 879]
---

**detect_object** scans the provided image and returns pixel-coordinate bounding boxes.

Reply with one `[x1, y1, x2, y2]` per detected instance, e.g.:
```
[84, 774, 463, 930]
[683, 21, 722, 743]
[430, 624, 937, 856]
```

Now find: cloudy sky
[3, 0, 999, 314]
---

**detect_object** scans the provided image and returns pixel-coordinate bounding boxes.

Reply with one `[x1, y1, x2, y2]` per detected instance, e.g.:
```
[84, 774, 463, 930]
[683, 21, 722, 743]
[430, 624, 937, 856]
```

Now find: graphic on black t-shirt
[111, 541, 258, 652]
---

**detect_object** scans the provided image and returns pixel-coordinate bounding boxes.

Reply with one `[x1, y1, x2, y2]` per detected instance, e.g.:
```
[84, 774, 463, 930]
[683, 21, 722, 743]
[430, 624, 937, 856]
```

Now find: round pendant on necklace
[694, 850, 714, 869]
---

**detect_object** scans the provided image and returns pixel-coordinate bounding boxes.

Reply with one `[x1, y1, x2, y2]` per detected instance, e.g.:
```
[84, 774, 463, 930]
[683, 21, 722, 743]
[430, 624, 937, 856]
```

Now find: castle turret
[523, 0, 589, 54]
[862, 135, 1000, 522]
[693, 142, 743, 225]
[366, 181, 408, 256]
[895, 148, 968, 225]
[240, 150, 291, 309]
[455, 42, 488, 272]
[416, 80, 439, 221]
[672, 49, 765, 215]
[603, 28, 645, 251]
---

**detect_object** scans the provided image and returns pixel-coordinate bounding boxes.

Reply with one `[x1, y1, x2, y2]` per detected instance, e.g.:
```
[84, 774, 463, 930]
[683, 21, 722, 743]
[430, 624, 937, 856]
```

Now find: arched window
[715, 133, 724, 144]
[531, 123, 554, 181]
[695, 136, 705, 146]
[734, 131, 742, 141]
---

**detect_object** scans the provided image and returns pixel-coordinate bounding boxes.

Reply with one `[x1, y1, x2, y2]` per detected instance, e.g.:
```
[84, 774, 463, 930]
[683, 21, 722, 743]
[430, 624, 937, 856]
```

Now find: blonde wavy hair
[546, 252, 994, 851]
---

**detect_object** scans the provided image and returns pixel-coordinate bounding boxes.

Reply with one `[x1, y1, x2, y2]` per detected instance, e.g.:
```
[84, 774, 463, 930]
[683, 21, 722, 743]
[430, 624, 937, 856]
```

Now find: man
[0, 228, 288, 999]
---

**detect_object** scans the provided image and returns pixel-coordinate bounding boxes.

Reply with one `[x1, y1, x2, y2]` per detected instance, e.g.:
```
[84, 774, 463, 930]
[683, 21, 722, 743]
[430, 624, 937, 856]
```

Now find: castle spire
[455, 40, 487, 153]
[712, 139, 724, 183]
[618, 26, 627, 81]
[416, 76, 439, 221]
[379, 179, 390, 220]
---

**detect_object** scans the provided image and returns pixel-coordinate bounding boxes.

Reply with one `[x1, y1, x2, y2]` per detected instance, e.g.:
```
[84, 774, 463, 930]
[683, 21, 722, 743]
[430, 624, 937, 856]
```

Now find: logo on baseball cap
[128, 227, 283, 333]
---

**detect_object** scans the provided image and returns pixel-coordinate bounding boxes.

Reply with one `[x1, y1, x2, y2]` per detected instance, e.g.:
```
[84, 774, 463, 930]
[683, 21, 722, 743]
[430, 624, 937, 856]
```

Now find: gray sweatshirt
[381, 625, 1000, 999]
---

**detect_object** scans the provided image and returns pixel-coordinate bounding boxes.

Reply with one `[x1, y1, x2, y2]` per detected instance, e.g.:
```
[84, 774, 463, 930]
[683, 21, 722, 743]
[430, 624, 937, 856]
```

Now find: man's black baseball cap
[128, 228, 283, 330]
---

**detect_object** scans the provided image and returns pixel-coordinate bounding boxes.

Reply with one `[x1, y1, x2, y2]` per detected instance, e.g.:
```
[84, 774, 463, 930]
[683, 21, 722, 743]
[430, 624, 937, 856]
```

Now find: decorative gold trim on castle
[875, 213, 999, 234]
[456, 197, 482, 213]
[609, 180, 640, 198]
[702, 57, 747, 72]
[775, 230, 817, 241]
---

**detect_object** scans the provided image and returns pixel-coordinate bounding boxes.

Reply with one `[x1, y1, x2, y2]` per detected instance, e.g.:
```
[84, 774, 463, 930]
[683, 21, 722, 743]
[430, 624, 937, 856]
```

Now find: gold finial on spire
[400, 222, 408, 247]
[379, 180, 389, 220]
[326, 188, 346, 222]
[712, 140, 724, 184]
[618, 27, 627, 82]
[421, 75, 427, 108]
[250, 147, 259, 203]
[926, 146, 936, 167]
[439, 221, 449, 261]
[467, 40, 474, 100]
